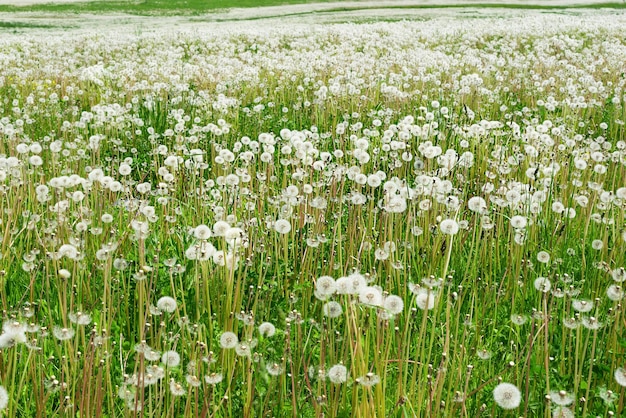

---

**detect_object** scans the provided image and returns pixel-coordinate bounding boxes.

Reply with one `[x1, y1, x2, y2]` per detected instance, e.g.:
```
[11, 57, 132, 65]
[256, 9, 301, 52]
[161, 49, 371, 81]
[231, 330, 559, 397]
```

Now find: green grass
[0, 0, 344, 15]
[0, 20, 51, 27]
[0, 20, 73, 29]
[0, 0, 624, 16]
[0, 13, 625, 418]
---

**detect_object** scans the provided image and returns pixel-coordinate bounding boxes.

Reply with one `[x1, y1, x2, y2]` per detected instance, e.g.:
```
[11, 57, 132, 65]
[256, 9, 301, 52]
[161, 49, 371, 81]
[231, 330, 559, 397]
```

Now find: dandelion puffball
[467, 196, 487, 213]
[161, 351, 181, 367]
[0, 386, 7, 411]
[258, 322, 276, 337]
[439, 219, 459, 235]
[536, 251, 550, 264]
[327, 364, 348, 384]
[322, 301, 343, 318]
[493, 382, 521, 409]
[219, 331, 238, 349]
[359, 286, 383, 307]
[194, 224, 212, 240]
[274, 219, 292, 234]
[205, 373, 223, 385]
[383, 295, 404, 315]
[415, 288, 436, 310]
[615, 367, 626, 387]
[156, 296, 178, 313]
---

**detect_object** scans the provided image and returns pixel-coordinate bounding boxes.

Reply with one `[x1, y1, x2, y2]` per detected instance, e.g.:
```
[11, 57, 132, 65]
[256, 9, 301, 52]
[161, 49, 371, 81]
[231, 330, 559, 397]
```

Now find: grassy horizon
[0, 0, 625, 16]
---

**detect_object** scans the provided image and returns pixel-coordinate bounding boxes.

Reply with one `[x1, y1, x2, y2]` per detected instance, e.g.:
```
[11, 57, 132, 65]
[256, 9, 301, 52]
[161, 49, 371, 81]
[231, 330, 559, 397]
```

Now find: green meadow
[0, 3, 625, 417]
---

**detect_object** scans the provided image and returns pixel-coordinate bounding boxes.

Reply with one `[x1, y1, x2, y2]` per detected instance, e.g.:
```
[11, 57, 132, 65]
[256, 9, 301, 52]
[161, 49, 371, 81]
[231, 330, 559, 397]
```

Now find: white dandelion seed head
[187, 241, 217, 262]
[52, 326, 75, 341]
[258, 322, 276, 337]
[356, 373, 380, 387]
[536, 251, 550, 264]
[510, 215, 527, 229]
[146, 365, 165, 380]
[235, 342, 252, 357]
[383, 295, 404, 315]
[274, 219, 292, 234]
[212, 250, 226, 266]
[467, 196, 488, 214]
[68, 311, 92, 326]
[439, 219, 459, 235]
[220, 331, 238, 349]
[562, 317, 580, 330]
[614, 367, 626, 387]
[169, 380, 185, 396]
[581, 316, 602, 330]
[598, 386, 617, 405]
[58, 269, 71, 279]
[336, 273, 366, 295]
[213, 221, 231, 237]
[606, 284, 624, 301]
[185, 245, 199, 261]
[136, 182, 152, 194]
[533, 277, 551, 293]
[186, 375, 202, 387]
[29, 155, 43, 166]
[2, 321, 27, 337]
[0, 386, 9, 410]
[385, 195, 407, 213]
[572, 299, 593, 313]
[367, 174, 382, 187]
[134, 341, 151, 354]
[493, 382, 521, 409]
[510, 314, 528, 326]
[113, 258, 128, 271]
[156, 296, 178, 313]
[552, 406, 575, 418]
[335, 276, 350, 294]
[611, 267, 625, 283]
[477, 349, 492, 360]
[266, 362, 284, 376]
[224, 227, 245, 247]
[0, 333, 22, 348]
[549, 390, 574, 406]
[327, 364, 348, 384]
[359, 286, 383, 307]
[374, 247, 390, 261]
[193, 224, 212, 240]
[161, 350, 181, 367]
[315, 276, 337, 297]
[144, 349, 162, 362]
[118, 163, 132, 176]
[415, 288, 436, 310]
[59, 244, 79, 260]
[205, 373, 223, 385]
[322, 301, 343, 318]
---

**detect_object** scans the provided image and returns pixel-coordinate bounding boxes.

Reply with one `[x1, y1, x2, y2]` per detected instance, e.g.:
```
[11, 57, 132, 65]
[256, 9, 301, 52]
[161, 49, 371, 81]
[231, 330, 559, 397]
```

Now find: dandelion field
[0, 8, 626, 418]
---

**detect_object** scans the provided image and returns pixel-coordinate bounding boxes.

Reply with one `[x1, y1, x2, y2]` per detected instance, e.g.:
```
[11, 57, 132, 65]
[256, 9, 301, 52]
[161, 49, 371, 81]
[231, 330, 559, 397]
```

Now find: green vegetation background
[0, 0, 625, 16]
